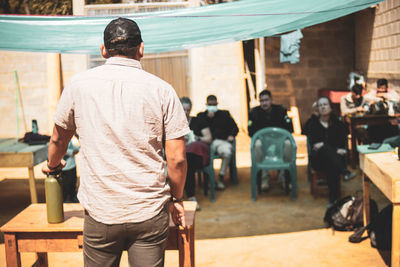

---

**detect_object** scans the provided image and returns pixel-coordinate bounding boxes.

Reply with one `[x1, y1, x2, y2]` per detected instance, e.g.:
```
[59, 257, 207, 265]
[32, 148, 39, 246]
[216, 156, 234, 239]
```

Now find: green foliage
[0, 0, 122, 15]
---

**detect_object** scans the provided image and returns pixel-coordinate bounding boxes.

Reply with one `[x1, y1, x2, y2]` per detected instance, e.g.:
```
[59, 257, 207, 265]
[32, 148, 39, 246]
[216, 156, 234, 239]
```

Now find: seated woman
[180, 97, 212, 210]
[306, 97, 348, 205]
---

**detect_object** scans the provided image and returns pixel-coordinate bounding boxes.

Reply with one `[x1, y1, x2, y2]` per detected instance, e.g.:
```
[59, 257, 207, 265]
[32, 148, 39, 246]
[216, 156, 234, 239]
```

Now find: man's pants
[254, 138, 292, 181]
[83, 204, 169, 267]
[211, 139, 233, 177]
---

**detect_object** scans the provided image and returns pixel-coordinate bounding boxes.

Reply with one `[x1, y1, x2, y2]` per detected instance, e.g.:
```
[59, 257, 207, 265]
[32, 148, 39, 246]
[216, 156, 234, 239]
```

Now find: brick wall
[355, 0, 400, 91]
[264, 15, 355, 125]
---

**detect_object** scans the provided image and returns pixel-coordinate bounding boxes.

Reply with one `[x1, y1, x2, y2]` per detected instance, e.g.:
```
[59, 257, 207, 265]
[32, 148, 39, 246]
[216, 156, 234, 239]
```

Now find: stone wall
[355, 0, 400, 91]
[264, 15, 355, 125]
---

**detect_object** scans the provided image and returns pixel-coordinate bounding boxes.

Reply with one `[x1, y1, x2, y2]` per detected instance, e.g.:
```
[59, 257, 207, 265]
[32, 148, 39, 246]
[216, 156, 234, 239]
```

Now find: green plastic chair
[203, 139, 238, 202]
[250, 127, 297, 202]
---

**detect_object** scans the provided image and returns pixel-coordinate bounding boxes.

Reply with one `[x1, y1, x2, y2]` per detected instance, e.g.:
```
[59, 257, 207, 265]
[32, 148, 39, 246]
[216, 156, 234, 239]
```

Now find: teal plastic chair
[203, 139, 238, 202]
[250, 127, 297, 201]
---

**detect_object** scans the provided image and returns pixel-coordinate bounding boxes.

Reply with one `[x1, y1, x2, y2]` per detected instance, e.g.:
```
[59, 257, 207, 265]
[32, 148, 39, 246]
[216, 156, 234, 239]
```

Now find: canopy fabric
[0, 0, 382, 54]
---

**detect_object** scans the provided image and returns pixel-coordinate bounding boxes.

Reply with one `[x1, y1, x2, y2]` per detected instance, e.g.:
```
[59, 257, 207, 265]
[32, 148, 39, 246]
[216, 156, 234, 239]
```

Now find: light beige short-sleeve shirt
[53, 57, 189, 224]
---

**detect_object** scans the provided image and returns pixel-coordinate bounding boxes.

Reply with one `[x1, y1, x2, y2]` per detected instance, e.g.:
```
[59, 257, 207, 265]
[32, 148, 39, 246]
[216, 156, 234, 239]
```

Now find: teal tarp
[0, 0, 382, 54]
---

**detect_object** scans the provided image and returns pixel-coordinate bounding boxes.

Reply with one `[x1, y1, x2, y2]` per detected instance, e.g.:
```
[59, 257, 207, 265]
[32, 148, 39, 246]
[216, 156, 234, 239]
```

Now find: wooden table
[0, 138, 48, 203]
[360, 151, 400, 267]
[1, 202, 196, 267]
[349, 114, 396, 168]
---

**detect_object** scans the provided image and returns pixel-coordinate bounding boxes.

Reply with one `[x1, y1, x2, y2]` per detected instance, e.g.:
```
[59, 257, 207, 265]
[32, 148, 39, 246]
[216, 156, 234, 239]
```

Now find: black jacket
[197, 110, 239, 140]
[248, 105, 293, 137]
[305, 115, 347, 149]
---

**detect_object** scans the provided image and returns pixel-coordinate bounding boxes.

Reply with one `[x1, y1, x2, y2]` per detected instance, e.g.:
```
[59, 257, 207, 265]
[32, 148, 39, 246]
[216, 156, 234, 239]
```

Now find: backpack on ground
[324, 194, 378, 231]
[350, 204, 392, 250]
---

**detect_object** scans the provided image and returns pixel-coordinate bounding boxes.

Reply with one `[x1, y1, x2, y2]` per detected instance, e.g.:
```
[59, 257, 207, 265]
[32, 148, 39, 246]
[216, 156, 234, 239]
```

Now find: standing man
[248, 90, 293, 191]
[197, 95, 239, 190]
[42, 18, 189, 267]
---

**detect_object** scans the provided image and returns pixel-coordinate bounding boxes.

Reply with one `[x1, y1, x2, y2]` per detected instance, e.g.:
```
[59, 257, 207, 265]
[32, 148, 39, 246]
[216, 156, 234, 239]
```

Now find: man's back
[54, 57, 188, 224]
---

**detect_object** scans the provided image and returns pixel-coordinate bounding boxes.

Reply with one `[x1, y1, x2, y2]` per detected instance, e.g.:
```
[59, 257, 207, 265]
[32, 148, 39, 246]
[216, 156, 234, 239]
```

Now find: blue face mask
[206, 105, 218, 113]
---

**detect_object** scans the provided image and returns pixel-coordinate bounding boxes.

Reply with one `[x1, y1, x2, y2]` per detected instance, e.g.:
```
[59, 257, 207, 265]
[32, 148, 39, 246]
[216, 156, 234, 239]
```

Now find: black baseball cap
[104, 17, 143, 50]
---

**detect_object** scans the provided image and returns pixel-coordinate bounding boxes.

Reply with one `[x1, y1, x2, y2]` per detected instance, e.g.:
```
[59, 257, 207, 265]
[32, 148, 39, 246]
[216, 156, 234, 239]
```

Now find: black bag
[349, 204, 392, 250]
[369, 204, 392, 250]
[324, 195, 378, 231]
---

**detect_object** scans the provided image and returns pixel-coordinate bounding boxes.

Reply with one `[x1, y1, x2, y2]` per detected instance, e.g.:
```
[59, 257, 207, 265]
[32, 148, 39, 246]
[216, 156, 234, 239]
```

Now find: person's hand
[169, 200, 186, 227]
[227, 135, 234, 142]
[356, 106, 365, 112]
[313, 142, 324, 151]
[337, 148, 347, 156]
[42, 160, 66, 176]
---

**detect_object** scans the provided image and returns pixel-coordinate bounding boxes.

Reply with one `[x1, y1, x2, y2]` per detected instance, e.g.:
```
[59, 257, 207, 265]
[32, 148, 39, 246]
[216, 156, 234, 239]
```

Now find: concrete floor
[0, 135, 392, 266]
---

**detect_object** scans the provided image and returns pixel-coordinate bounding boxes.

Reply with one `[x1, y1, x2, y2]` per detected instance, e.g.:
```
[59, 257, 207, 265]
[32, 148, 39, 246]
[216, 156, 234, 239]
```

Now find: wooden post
[392, 204, 400, 267]
[4, 233, 21, 267]
[237, 41, 249, 133]
[362, 174, 370, 225]
[28, 166, 38, 203]
[47, 53, 62, 134]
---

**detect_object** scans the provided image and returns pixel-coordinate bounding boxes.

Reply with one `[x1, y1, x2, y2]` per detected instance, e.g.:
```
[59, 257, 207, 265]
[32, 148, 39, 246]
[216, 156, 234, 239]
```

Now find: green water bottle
[45, 173, 64, 223]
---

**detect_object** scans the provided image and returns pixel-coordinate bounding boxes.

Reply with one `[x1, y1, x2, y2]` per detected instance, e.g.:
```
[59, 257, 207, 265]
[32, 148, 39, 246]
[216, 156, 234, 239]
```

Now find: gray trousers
[83, 204, 169, 267]
[211, 139, 233, 177]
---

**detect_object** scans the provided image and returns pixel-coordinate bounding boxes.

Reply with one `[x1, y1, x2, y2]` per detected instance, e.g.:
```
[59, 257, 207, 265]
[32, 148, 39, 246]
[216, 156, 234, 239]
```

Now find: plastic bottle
[45, 174, 64, 223]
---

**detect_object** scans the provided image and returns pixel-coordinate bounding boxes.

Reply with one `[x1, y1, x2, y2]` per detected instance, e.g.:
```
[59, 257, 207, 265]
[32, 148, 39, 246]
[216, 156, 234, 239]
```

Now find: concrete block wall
[189, 42, 246, 131]
[0, 51, 87, 137]
[0, 51, 48, 137]
[355, 0, 400, 91]
[264, 15, 355, 125]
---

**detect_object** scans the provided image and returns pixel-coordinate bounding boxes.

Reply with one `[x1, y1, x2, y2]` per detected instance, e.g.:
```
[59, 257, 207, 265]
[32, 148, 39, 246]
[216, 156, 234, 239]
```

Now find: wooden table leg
[392, 204, 400, 267]
[28, 167, 38, 203]
[350, 122, 357, 169]
[3, 233, 21, 267]
[362, 174, 371, 226]
[189, 226, 195, 267]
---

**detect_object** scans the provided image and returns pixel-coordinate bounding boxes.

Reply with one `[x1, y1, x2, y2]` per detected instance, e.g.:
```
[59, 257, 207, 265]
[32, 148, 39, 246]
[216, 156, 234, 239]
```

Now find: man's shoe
[216, 180, 225, 190]
[188, 196, 201, 211]
[344, 171, 356, 181]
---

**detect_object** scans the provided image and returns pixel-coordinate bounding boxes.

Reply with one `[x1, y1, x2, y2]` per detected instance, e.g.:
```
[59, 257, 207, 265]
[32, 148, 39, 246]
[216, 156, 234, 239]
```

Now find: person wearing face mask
[307, 97, 348, 205]
[248, 90, 293, 191]
[197, 95, 239, 190]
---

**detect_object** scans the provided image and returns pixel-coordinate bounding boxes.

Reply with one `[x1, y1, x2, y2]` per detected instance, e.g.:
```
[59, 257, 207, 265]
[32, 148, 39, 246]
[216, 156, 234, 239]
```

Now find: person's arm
[198, 127, 212, 144]
[165, 136, 187, 226]
[42, 125, 75, 174]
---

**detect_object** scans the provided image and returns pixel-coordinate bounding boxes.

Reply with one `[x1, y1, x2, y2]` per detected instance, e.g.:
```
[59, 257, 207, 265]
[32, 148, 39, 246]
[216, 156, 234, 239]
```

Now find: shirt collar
[105, 57, 142, 69]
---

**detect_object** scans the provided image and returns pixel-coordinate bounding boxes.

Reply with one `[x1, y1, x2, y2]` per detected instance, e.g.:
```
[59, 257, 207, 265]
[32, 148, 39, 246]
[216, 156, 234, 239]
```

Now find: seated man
[340, 84, 368, 117]
[248, 89, 293, 191]
[364, 79, 399, 142]
[340, 84, 369, 145]
[364, 78, 400, 104]
[197, 95, 239, 190]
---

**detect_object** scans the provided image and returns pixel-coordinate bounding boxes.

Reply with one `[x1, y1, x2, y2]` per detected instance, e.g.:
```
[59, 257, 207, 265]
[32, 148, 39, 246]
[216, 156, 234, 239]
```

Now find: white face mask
[206, 105, 218, 113]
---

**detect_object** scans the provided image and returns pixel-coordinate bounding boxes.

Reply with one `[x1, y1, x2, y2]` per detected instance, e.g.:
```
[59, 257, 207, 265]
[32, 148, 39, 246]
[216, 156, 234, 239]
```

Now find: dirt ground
[0, 136, 392, 266]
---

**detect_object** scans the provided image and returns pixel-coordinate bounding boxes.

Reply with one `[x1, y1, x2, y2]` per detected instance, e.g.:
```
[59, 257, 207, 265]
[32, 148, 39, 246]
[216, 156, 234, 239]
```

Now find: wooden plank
[28, 167, 38, 203]
[393, 204, 400, 267]
[18, 232, 82, 252]
[4, 233, 21, 267]
[363, 174, 371, 225]
[360, 152, 400, 202]
[0, 153, 33, 168]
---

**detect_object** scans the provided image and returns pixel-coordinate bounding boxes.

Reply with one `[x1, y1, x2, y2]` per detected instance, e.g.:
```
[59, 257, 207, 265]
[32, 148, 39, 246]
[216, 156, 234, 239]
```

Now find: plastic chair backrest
[251, 127, 297, 164]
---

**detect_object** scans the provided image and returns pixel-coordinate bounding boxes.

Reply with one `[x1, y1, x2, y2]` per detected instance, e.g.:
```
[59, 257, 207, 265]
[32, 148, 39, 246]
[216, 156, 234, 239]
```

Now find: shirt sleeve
[53, 85, 76, 131]
[162, 86, 190, 140]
